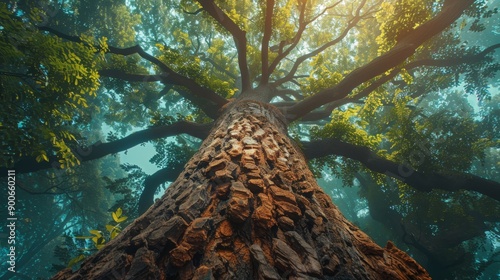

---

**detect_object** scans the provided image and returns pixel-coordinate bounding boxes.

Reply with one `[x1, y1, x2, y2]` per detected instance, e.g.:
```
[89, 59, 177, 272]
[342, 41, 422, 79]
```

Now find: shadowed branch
[290, 42, 500, 122]
[196, 0, 251, 91]
[302, 138, 500, 202]
[1, 121, 212, 175]
[38, 26, 228, 118]
[260, 0, 275, 85]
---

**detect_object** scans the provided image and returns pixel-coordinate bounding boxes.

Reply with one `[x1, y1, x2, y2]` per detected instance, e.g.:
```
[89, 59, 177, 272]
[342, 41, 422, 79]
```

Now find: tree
[1, 0, 499, 279]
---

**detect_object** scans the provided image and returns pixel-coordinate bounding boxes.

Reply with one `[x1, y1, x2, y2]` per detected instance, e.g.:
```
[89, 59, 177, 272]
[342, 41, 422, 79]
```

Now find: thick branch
[197, 0, 251, 91]
[294, 68, 400, 121]
[260, 0, 275, 85]
[99, 69, 221, 118]
[138, 163, 184, 214]
[295, 43, 500, 122]
[103, 46, 228, 108]
[285, 0, 474, 121]
[302, 138, 500, 202]
[1, 121, 212, 175]
[38, 26, 228, 115]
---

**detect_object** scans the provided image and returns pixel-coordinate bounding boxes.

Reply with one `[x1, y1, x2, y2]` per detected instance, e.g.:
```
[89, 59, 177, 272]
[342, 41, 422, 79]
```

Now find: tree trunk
[52, 101, 430, 279]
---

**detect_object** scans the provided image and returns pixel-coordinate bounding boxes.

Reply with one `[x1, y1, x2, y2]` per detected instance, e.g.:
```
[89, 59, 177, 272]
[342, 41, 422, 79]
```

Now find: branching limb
[268, 0, 342, 82]
[198, 54, 238, 79]
[99, 69, 222, 118]
[260, 0, 275, 85]
[292, 42, 500, 122]
[1, 121, 213, 175]
[38, 26, 228, 116]
[196, 0, 251, 91]
[285, 0, 475, 122]
[290, 68, 400, 121]
[266, 0, 307, 80]
[101, 46, 228, 108]
[273, 0, 370, 87]
[302, 138, 500, 202]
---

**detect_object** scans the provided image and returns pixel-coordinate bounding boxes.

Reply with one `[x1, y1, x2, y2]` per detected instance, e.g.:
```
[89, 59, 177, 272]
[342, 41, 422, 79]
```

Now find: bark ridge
[52, 101, 430, 280]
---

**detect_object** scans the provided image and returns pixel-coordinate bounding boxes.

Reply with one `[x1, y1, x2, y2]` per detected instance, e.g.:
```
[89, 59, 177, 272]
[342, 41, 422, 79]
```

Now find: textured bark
[52, 101, 430, 279]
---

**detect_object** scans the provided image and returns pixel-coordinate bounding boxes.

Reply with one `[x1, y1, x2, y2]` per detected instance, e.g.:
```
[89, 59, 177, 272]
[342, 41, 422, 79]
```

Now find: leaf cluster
[69, 208, 128, 267]
[155, 44, 238, 98]
[1, 4, 104, 169]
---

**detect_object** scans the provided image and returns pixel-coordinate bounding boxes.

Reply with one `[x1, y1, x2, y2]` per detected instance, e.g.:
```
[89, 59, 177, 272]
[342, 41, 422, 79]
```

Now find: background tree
[1, 0, 499, 279]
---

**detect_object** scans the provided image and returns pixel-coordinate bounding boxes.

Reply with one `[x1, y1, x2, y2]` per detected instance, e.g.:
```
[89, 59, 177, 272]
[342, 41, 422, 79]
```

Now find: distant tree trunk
[52, 101, 430, 279]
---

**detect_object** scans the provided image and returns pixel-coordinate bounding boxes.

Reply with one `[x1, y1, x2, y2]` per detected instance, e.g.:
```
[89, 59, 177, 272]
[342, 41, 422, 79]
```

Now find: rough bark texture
[52, 101, 430, 279]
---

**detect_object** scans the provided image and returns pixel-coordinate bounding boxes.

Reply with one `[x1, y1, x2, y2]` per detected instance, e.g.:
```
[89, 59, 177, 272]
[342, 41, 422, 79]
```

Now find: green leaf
[112, 208, 127, 223]
[105, 224, 115, 233]
[89, 229, 102, 237]
[116, 216, 127, 223]
[115, 207, 123, 217]
[112, 212, 119, 223]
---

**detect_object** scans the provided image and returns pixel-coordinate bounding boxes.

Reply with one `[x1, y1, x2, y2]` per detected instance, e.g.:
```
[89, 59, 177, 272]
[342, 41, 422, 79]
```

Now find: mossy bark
[52, 101, 430, 280]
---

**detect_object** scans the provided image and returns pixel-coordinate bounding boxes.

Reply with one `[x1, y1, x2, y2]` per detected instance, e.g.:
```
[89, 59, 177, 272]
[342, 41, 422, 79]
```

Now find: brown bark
[52, 101, 430, 279]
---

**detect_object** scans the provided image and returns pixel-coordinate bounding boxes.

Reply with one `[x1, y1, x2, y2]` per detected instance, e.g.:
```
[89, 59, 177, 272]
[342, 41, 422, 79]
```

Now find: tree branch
[0, 121, 213, 175]
[302, 138, 500, 202]
[291, 68, 400, 121]
[38, 26, 228, 117]
[273, 0, 370, 87]
[273, 17, 361, 87]
[98, 69, 222, 118]
[292, 42, 500, 122]
[196, 0, 251, 91]
[267, 0, 308, 80]
[260, 0, 275, 85]
[138, 163, 184, 214]
[269, 0, 350, 79]
[285, 0, 475, 121]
